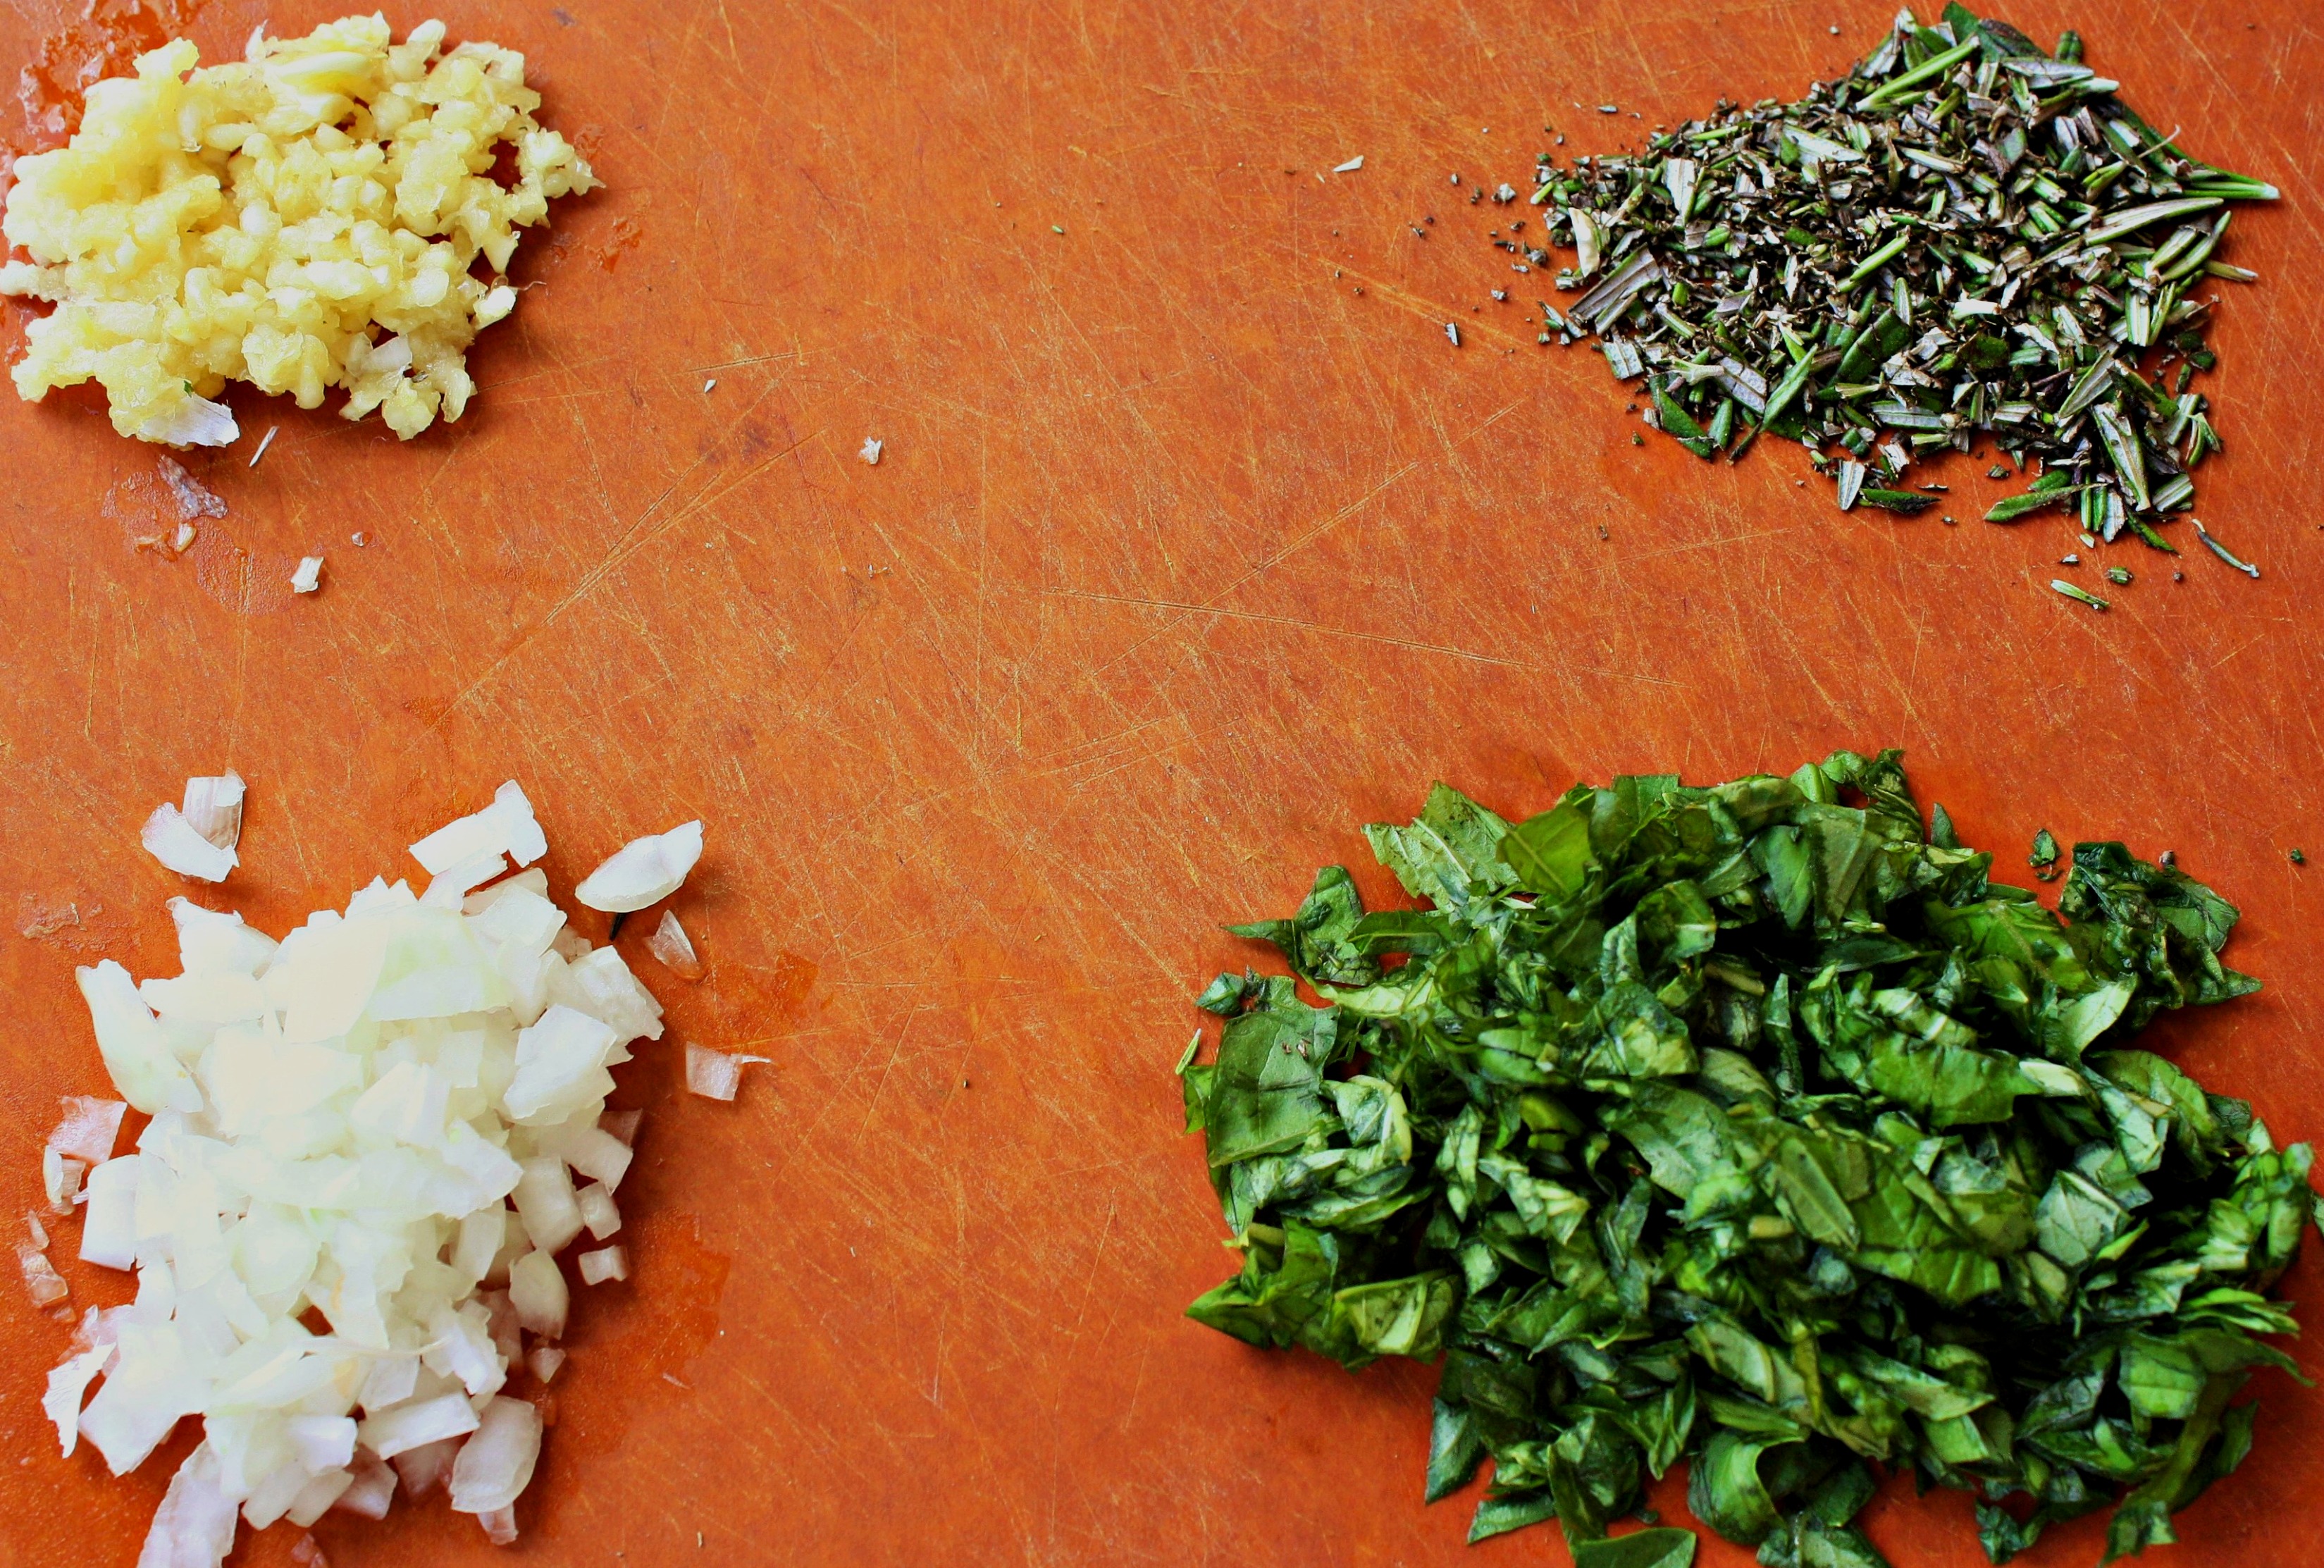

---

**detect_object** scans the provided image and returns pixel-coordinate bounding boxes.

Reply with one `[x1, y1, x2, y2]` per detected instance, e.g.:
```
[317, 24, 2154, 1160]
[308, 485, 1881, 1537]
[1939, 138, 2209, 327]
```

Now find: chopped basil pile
[1179, 751, 2316, 1565]
[1511, 7, 2274, 546]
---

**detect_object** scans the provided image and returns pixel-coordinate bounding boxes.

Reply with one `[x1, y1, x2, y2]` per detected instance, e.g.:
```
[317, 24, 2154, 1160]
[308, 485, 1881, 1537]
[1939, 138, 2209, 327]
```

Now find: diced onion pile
[46, 782, 714, 1562]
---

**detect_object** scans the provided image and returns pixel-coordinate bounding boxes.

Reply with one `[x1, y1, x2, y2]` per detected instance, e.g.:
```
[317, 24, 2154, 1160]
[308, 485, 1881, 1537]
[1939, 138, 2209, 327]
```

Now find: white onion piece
[548, 946, 665, 1044]
[600, 1108, 642, 1146]
[424, 1300, 506, 1397]
[290, 1414, 358, 1472]
[78, 963, 198, 1113]
[357, 1354, 419, 1416]
[508, 1251, 569, 1338]
[178, 771, 245, 851]
[409, 781, 547, 875]
[503, 1006, 619, 1125]
[44, 1339, 113, 1455]
[357, 1392, 479, 1459]
[449, 1395, 542, 1515]
[479, 1505, 519, 1545]
[452, 1207, 509, 1287]
[531, 1120, 633, 1190]
[511, 1157, 584, 1254]
[82, 1321, 214, 1474]
[142, 804, 238, 882]
[284, 1469, 354, 1529]
[137, 1443, 237, 1568]
[577, 1182, 622, 1240]
[242, 1460, 314, 1529]
[165, 898, 276, 975]
[526, 1345, 565, 1383]
[333, 1454, 398, 1519]
[290, 555, 323, 593]
[481, 1288, 522, 1366]
[576, 1245, 628, 1285]
[574, 820, 703, 912]
[79, 1156, 142, 1268]
[18, 1242, 69, 1307]
[390, 1435, 461, 1498]
[423, 848, 507, 907]
[464, 867, 549, 914]
[647, 909, 703, 980]
[686, 1044, 769, 1102]
[47, 1095, 128, 1166]
[42, 1149, 85, 1213]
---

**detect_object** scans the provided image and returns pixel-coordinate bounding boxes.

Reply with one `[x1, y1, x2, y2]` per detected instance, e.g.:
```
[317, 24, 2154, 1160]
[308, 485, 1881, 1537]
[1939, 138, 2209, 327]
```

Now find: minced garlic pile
[0, 15, 598, 446]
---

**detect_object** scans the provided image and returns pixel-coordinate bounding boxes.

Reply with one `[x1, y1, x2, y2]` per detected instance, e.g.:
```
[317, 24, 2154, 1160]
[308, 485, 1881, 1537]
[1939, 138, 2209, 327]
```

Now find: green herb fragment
[1179, 752, 2306, 1564]
[2051, 579, 2109, 610]
[2029, 825, 2060, 874]
[2292, 850, 2307, 866]
[2191, 519, 2261, 579]
[1512, 10, 2274, 555]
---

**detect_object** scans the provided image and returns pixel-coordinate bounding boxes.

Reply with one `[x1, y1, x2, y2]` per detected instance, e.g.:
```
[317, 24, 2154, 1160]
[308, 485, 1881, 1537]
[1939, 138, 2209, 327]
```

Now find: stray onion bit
[144, 1444, 239, 1567]
[859, 436, 883, 464]
[141, 768, 246, 879]
[141, 805, 237, 883]
[42, 1094, 124, 1214]
[684, 1043, 768, 1102]
[647, 908, 703, 980]
[179, 769, 245, 851]
[574, 820, 703, 913]
[576, 1245, 628, 1285]
[17, 1235, 68, 1308]
[47, 1094, 126, 1165]
[41, 1149, 84, 1213]
[52, 783, 686, 1557]
[290, 555, 323, 593]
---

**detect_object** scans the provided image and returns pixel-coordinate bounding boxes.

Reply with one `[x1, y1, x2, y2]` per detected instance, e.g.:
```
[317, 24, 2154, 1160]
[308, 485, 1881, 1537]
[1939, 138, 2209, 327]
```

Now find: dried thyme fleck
[1512, 7, 2275, 555]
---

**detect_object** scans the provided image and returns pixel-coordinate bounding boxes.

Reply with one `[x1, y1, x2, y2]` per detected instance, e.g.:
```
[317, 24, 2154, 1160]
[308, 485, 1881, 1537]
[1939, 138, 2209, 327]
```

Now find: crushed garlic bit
[859, 437, 883, 464]
[292, 555, 324, 593]
[0, 16, 599, 446]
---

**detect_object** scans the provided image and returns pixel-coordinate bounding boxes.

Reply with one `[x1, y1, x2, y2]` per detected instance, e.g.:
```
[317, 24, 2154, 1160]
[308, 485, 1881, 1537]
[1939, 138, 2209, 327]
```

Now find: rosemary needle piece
[2191, 518, 2261, 578]
[2052, 578, 2110, 610]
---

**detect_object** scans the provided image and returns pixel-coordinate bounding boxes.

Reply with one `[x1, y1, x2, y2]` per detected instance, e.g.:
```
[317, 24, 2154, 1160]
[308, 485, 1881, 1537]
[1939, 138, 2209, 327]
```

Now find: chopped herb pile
[1509, 8, 2275, 548]
[1178, 751, 2316, 1565]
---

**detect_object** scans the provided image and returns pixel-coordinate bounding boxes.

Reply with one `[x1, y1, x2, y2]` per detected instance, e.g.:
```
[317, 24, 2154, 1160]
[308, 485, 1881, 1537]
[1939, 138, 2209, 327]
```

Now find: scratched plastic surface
[0, 0, 2318, 1564]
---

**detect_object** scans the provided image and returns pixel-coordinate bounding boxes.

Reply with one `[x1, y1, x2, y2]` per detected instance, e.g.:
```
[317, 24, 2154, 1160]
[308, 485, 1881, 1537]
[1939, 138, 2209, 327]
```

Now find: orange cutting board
[0, 0, 2318, 1563]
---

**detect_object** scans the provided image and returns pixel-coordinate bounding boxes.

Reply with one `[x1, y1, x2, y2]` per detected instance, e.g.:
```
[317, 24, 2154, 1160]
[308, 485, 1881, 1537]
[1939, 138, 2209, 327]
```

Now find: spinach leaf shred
[1180, 751, 2315, 1565]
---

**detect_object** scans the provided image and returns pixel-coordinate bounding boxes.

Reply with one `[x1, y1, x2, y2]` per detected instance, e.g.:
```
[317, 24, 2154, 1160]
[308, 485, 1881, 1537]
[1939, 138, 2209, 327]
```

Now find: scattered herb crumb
[2029, 824, 2060, 875]
[2191, 518, 2261, 578]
